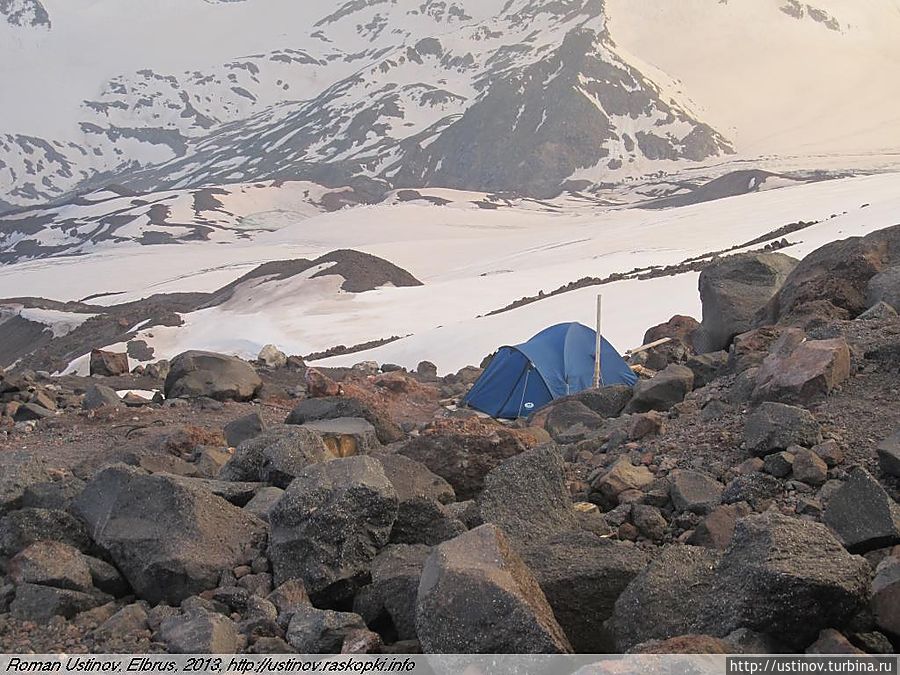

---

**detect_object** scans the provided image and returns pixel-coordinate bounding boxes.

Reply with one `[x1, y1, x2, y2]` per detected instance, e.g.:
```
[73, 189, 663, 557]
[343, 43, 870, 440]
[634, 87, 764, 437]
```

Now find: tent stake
[593, 294, 603, 388]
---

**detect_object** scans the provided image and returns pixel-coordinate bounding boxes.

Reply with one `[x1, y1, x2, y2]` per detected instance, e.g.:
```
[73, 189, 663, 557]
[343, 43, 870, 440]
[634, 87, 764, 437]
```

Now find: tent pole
[593, 294, 603, 388]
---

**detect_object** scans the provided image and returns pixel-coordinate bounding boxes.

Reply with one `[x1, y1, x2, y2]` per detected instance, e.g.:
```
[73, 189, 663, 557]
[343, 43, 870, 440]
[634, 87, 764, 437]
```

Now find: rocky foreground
[1, 226, 899, 655]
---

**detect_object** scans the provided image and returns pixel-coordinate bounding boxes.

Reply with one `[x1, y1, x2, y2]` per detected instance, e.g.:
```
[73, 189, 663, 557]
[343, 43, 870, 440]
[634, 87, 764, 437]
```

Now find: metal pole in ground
[593, 294, 603, 388]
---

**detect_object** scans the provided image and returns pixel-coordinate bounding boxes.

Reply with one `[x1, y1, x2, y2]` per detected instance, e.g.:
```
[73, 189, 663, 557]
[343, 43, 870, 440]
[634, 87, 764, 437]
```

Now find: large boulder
[477, 445, 578, 547]
[752, 333, 851, 404]
[354, 544, 430, 641]
[373, 454, 455, 505]
[0, 452, 48, 516]
[267, 456, 398, 604]
[758, 224, 900, 324]
[82, 384, 122, 410]
[416, 525, 572, 653]
[877, 430, 900, 478]
[613, 512, 871, 651]
[742, 402, 822, 457]
[867, 266, 900, 311]
[522, 530, 650, 652]
[8, 541, 93, 592]
[693, 252, 798, 353]
[0, 508, 91, 557]
[372, 454, 463, 546]
[708, 512, 871, 649]
[529, 399, 605, 443]
[625, 364, 694, 413]
[164, 350, 262, 402]
[823, 468, 900, 553]
[285, 396, 403, 445]
[399, 419, 535, 500]
[568, 385, 634, 418]
[72, 465, 266, 604]
[90, 349, 129, 377]
[686, 351, 729, 389]
[872, 556, 900, 638]
[219, 426, 332, 487]
[638, 315, 700, 369]
[613, 545, 722, 651]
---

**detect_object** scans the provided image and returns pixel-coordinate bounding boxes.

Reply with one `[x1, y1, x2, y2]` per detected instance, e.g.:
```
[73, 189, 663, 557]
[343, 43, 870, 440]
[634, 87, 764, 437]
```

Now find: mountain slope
[1, 0, 735, 207]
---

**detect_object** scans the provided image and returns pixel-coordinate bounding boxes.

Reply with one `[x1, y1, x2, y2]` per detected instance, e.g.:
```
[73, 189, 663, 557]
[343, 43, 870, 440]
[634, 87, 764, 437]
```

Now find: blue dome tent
[463, 322, 637, 419]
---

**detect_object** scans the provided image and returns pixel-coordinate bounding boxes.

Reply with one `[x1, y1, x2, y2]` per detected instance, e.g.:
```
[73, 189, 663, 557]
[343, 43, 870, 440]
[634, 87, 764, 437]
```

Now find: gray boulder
[569, 385, 633, 418]
[708, 512, 871, 649]
[219, 426, 331, 488]
[389, 498, 466, 546]
[857, 301, 898, 321]
[355, 544, 430, 641]
[285, 606, 367, 654]
[532, 399, 606, 443]
[823, 467, 900, 552]
[669, 470, 724, 515]
[85, 555, 130, 597]
[374, 453, 455, 505]
[614, 512, 871, 650]
[82, 384, 122, 410]
[21, 477, 86, 510]
[158, 474, 263, 507]
[72, 465, 265, 604]
[242, 487, 284, 523]
[477, 445, 578, 547]
[0, 507, 91, 557]
[872, 556, 900, 638]
[415, 524, 572, 653]
[625, 364, 694, 413]
[877, 430, 900, 478]
[686, 351, 729, 389]
[8, 541, 93, 592]
[867, 265, 900, 311]
[0, 451, 48, 516]
[693, 252, 798, 353]
[522, 530, 650, 652]
[157, 610, 241, 654]
[742, 402, 822, 457]
[10, 583, 110, 622]
[398, 422, 531, 500]
[612, 545, 722, 651]
[285, 396, 403, 444]
[267, 456, 398, 604]
[165, 350, 262, 402]
[224, 412, 266, 448]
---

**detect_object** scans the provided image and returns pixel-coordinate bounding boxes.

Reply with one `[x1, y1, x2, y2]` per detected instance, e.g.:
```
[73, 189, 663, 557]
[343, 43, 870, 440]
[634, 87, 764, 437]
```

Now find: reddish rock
[90, 349, 129, 377]
[305, 368, 343, 398]
[688, 503, 753, 550]
[753, 332, 851, 404]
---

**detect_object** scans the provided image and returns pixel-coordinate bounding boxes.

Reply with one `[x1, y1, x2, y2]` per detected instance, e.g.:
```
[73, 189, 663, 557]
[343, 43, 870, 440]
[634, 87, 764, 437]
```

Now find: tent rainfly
[463, 322, 637, 419]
